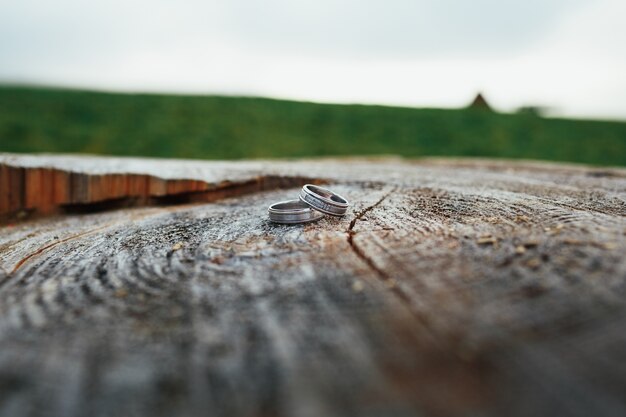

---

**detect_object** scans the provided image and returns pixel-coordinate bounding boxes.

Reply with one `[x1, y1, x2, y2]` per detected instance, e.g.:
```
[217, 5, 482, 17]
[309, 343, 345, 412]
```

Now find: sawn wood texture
[1, 153, 625, 417]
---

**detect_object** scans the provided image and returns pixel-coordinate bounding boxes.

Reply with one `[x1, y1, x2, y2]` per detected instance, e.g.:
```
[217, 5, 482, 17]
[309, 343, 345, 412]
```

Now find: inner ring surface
[271, 200, 311, 211]
[306, 185, 348, 204]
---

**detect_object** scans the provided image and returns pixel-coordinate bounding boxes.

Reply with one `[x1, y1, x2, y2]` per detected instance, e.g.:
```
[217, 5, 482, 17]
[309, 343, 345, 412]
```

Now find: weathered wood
[0, 154, 327, 219]
[0, 153, 625, 417]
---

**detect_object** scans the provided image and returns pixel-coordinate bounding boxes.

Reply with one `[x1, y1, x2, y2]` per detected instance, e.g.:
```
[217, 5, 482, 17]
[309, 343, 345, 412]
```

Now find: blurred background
[0, 0, 625, 165]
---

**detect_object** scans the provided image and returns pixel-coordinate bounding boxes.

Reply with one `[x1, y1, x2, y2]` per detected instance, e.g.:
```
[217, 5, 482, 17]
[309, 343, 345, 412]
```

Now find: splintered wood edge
[0, 164, 325, 221]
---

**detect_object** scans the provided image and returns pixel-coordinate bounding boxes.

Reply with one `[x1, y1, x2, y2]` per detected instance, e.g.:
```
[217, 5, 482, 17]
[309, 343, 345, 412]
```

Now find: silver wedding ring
[299, 184, 349, 217]
[268, 185, 350, 224]
[268, 200, 324, 224]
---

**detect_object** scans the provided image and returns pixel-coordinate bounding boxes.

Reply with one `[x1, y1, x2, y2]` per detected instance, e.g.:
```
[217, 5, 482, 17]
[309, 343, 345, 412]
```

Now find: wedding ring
[268, 199, 324, 224]
[299, 184, 349, 217]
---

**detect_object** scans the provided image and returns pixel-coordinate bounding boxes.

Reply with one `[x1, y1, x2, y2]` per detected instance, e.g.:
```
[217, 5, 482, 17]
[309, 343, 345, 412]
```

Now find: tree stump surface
[1, 153, 625, 417]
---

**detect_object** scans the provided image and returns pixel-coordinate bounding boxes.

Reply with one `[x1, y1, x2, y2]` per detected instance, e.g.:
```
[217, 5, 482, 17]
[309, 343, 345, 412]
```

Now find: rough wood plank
[1, 153, 626, 417]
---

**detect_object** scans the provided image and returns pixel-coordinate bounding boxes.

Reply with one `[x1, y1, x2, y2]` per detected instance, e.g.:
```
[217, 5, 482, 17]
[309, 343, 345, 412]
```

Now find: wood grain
[0, 153, 625, 417]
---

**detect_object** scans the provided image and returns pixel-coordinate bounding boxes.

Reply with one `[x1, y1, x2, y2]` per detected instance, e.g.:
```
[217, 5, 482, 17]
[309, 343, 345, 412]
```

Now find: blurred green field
[1, 86, 625, 166]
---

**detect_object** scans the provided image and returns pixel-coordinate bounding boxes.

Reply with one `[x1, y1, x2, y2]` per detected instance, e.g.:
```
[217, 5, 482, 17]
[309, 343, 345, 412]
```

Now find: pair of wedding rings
[268, 184, 349, 224]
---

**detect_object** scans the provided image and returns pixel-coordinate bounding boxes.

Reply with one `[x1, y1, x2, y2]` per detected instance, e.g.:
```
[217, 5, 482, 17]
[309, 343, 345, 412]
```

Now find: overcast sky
[1, 0, 625, 119]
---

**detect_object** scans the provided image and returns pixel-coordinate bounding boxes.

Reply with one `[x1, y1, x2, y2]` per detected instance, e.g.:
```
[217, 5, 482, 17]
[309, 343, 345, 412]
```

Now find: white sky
[1, 0, 625, 119]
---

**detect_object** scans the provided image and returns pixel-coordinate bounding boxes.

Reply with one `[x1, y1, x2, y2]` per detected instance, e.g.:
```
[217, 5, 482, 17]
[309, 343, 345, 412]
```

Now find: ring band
[299, 184, 349, 217]
[268, 199, 324, 224]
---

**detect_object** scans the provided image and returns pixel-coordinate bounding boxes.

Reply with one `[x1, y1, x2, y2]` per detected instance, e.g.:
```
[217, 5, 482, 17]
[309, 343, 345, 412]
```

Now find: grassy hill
[1, 86, 625, 166]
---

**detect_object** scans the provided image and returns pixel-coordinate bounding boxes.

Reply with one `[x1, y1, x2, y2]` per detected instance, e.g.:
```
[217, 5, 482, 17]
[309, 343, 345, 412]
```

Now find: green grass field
[1, 86, 625, 166]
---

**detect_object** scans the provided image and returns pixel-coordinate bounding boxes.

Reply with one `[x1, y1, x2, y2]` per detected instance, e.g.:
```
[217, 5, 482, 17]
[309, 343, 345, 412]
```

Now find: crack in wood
[346, 186, 406, 290]
[345, 186, 453, 337]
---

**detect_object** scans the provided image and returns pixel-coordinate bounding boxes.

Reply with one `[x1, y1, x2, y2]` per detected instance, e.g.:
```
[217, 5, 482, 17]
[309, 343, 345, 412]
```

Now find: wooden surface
[1, 153, 626, 417]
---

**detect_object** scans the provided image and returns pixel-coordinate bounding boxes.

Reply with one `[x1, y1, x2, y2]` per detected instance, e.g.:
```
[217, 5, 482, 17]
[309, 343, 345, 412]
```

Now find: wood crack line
[346, 186, 399, 283]
[345, 186, 437, 329]
[345, 187, 417, 311]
